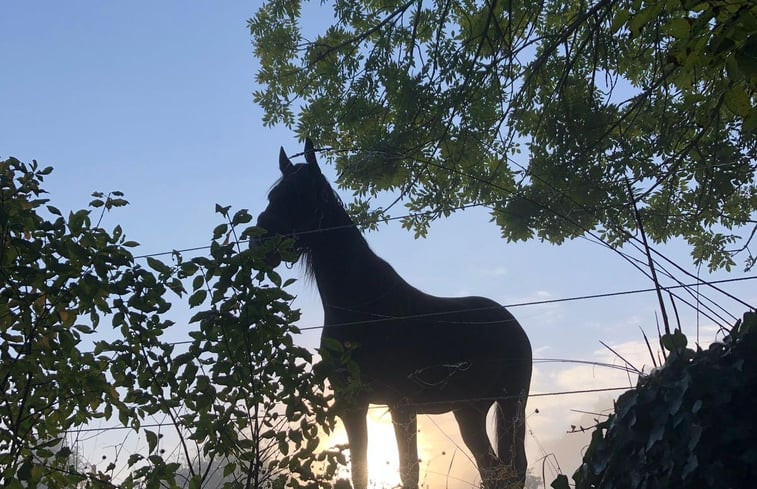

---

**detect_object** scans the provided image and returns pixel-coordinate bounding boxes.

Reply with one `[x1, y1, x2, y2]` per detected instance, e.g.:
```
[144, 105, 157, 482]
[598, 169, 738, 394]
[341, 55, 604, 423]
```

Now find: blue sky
[2, 2, 755, 486]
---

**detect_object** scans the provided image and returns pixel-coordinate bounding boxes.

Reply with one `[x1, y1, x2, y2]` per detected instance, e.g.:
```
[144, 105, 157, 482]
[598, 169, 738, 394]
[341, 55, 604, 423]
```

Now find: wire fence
[136, 275, 750, 345]
[10, 145, 756, 489]
[124, 159, 755, 336]
[64, 385, 630, 436]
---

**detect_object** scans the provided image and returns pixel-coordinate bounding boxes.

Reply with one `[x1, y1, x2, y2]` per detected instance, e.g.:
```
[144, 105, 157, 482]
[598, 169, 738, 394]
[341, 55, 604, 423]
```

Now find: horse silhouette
[256, 139, 532, 489]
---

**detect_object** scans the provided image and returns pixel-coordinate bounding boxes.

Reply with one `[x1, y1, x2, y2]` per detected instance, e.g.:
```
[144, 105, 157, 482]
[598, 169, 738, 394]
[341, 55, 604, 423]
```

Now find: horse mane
[298, 175, 372, 282]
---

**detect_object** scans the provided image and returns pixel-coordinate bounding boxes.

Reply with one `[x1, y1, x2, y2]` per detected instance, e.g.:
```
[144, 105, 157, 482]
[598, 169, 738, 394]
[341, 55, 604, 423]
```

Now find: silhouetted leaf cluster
[553, 311, 757, 489]
[250, 0, 757, 270]
[0, 158, 344, 488]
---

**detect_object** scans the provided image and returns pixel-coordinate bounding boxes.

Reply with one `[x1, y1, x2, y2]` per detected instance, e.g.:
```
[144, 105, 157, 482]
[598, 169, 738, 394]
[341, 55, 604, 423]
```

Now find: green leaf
[192, 275, 205, 291]
[189, 476, 202, 489]
[667, 18, 690, 39]
[232, 209, 252, 225]
[223, 462, 237, 477]
[724, 85, 751, 117]
[148, 454, 164, 465]
[322, 337, 344, 353]
[215, 203, 231, 216]
[183, 362, 198, 381]
[147, 256, 171, 275]
[107, 197, 129, 207]
[610, 9, 630, 34]
[188, 290, 207, 307]
[662, 329, 688, 352]
[629, 6, 657, 36]
[551, 474, 570, 489]
[146, 430, 159, 454]
[17, 459, 32, 481]
[278, 437, 289, 455]
[75, 324, 93, 334]
[213, 223, 229, 240]
[127, 454, 143, 466]
[56, 446, 72, 458]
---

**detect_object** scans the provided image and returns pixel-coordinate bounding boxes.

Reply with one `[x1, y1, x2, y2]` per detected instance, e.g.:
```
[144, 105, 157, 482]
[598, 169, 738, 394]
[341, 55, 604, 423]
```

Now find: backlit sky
[2, 2, 754, 487]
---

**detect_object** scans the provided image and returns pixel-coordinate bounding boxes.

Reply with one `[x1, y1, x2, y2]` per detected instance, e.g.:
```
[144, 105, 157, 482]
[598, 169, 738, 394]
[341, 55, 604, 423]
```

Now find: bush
[0, 157, 342, 488]
[553, 312, 757, 489]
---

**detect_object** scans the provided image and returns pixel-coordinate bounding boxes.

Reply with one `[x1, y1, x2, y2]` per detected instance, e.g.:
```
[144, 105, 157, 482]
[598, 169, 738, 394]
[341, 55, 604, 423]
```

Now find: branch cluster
[250, 0, 757, 269]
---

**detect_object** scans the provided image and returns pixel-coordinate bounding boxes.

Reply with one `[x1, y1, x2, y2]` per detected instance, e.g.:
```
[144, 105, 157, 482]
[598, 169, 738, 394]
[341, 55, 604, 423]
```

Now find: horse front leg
[391, 407, 419, 489]
[340, 404, 369, 489]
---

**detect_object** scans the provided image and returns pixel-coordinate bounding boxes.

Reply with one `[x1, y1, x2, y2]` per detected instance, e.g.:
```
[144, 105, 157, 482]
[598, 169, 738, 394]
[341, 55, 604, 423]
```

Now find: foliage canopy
[250, 0, 757, 270]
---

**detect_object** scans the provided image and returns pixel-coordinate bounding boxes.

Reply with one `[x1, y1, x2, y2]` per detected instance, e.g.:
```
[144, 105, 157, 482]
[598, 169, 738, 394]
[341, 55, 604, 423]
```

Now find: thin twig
[599, 340, 641, 375]
[639, 326, 658, 369]
[626, 177, 671, 336]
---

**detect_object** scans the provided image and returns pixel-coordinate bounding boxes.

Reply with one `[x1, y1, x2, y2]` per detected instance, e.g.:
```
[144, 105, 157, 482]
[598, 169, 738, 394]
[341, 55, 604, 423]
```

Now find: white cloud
[475, 265, 509, 278]
[521, 339, 667, 480]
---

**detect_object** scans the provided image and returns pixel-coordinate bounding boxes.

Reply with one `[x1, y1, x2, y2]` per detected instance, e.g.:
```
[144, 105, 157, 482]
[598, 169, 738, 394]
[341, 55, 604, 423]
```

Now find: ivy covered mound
[561, 312, 757, 489]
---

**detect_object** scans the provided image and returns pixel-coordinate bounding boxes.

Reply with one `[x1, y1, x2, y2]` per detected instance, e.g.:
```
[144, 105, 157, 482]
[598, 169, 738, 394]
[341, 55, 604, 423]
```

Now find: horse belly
[357, 326, 529, 410]
[323, 296, 531, 411]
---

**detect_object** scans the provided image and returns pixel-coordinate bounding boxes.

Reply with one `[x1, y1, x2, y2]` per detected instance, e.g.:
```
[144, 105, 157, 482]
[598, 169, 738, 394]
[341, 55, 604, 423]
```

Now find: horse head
[256, 138, 331, 265]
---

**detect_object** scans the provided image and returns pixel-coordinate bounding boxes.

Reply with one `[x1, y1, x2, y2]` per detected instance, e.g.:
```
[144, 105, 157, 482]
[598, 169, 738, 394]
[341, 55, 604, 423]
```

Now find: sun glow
[328, 408, 403, 488]
[365, 410, 404, 488]
[327, 409, 484, 489]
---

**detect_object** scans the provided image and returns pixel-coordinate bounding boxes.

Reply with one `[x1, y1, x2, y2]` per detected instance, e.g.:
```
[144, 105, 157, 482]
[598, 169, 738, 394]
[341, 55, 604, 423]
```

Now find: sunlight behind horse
[330, 410, 406, 488]
[329, 410, 485, 489]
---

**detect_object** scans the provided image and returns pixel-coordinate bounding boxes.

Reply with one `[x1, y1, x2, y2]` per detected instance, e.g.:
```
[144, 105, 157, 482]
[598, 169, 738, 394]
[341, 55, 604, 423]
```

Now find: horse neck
[305, 212, 402, 307]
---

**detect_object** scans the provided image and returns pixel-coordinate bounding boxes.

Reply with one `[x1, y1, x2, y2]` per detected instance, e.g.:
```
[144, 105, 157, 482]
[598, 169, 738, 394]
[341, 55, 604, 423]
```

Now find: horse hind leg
[454, 403, 526, 489]
[453, 402, 510, 489]
[493, 396, 528, 488]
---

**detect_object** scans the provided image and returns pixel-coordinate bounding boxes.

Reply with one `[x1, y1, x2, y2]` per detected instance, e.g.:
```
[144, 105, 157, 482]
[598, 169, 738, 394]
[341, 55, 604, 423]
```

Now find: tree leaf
[188, 290, 207, 307]
[145, 430, 158, 454]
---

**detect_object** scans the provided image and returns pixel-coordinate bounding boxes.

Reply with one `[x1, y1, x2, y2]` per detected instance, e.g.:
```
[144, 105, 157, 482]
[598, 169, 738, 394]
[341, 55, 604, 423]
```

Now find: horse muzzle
[253, 213, 295, 269]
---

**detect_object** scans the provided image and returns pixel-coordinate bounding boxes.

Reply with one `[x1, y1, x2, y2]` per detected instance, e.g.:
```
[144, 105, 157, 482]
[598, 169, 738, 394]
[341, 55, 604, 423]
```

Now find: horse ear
[279, 147, 294, 175]
[304, 138, 321, 173]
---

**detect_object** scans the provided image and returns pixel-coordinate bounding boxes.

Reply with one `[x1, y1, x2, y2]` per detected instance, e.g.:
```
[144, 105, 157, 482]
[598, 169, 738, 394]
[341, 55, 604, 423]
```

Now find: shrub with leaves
[137, 205, 344, 489]
[0, 157, 343, 488]
[0, 157, 138, 487]
[552, 311, 757, 489]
